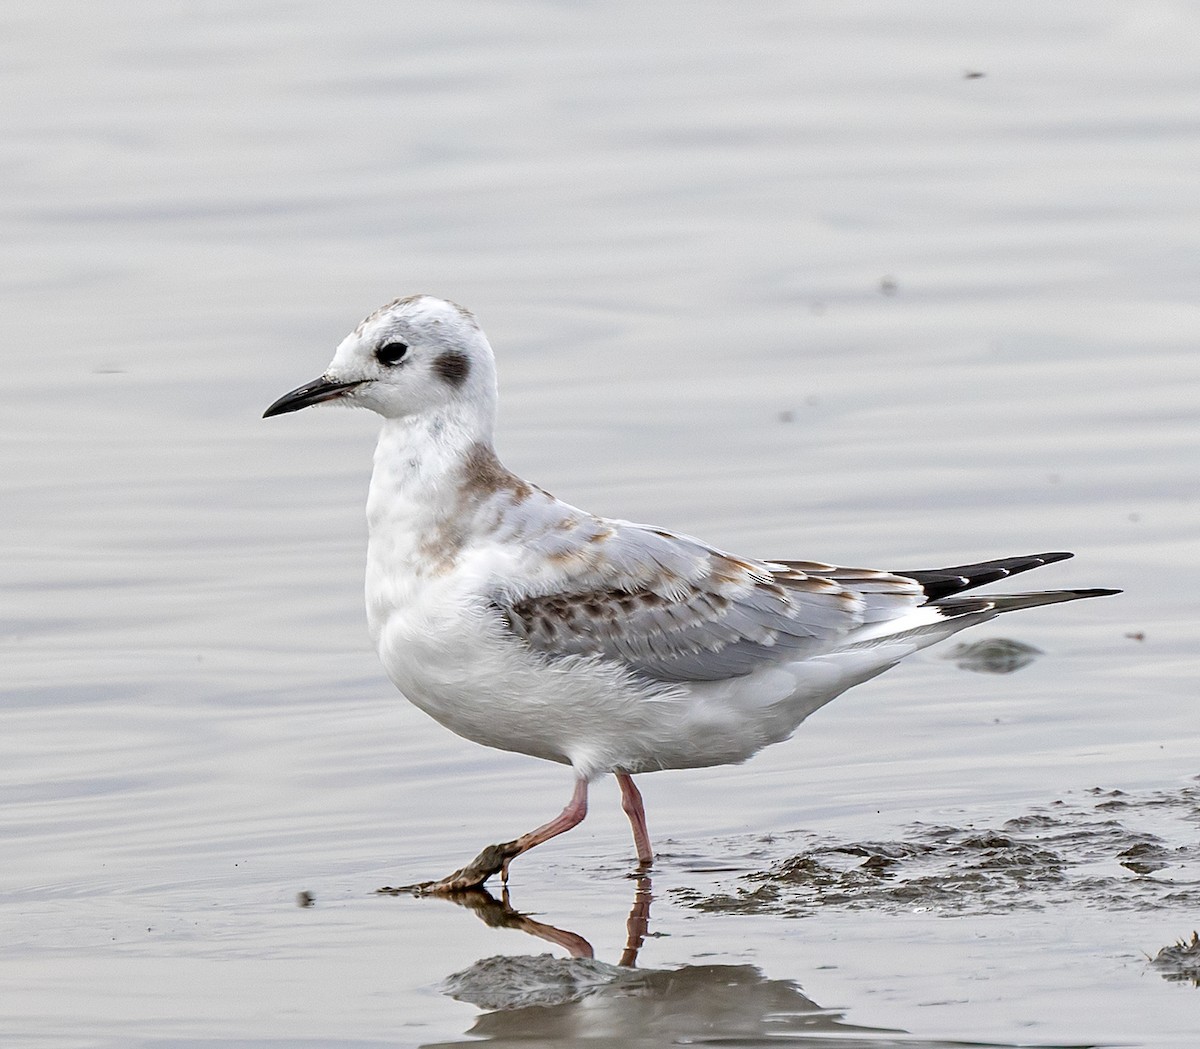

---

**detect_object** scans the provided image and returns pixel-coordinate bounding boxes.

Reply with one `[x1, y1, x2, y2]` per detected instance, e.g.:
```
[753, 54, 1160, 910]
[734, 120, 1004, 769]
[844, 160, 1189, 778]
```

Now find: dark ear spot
[433, 351, 471, 387]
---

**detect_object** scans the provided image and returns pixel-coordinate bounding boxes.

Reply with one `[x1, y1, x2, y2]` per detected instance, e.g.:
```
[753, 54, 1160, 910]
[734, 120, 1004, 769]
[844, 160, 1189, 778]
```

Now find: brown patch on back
[433, 351, 471, 387]
[411, 444, 533, 576]
[459, 443, 533, 503]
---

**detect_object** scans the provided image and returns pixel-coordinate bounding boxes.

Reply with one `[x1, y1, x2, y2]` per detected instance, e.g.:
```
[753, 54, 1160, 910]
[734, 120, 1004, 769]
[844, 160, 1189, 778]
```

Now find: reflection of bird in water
[389, 875, 652, 965]
[409, 879, 1094, 1047]
[266, 294, 1119, 892]
[436, 954, 1056, 1048]
[439, 960, 897, 1044]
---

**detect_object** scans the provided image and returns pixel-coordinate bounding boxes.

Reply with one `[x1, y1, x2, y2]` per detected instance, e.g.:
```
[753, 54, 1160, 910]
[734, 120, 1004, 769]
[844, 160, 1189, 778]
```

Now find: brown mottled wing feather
[495, 524, 921, 682]
[769, 560, 929, 623]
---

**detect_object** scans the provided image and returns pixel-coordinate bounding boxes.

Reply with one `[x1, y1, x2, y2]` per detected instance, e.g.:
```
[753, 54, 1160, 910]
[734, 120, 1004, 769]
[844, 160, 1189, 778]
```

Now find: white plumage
[265, 294, 1117, 892]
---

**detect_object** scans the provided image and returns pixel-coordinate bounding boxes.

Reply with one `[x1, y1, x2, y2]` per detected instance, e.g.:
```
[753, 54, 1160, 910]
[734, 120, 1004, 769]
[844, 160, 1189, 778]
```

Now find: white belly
[372, 584, 662, 772]
[369, 569, 911, 778]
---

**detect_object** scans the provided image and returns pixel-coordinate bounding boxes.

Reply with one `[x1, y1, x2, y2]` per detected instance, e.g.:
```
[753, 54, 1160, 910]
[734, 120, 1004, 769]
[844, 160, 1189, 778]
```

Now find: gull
[264, 294, 1118, 893]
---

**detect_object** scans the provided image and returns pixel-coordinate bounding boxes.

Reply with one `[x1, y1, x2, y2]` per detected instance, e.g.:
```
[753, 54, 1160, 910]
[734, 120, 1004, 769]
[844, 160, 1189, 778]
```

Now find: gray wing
[491, 520, 923, 682]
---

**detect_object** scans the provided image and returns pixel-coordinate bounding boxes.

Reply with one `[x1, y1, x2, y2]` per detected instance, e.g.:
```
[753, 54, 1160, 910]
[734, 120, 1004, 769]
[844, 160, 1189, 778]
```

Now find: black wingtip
[1035, 551, 1074, 565]
[897, 551, 1101, 604]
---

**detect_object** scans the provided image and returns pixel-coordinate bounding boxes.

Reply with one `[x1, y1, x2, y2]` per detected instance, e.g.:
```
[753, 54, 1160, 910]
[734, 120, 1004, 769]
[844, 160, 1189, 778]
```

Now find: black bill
[263, 376, 363, 418]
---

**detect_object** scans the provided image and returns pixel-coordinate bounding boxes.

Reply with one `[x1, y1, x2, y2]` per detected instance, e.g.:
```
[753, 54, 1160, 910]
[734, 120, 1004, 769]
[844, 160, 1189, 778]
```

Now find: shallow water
[3, 2, 1199, 1046]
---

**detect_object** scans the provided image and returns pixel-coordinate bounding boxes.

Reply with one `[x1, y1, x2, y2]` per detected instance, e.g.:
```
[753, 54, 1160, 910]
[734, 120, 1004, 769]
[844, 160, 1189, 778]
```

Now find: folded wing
[491, 519, 924, 682]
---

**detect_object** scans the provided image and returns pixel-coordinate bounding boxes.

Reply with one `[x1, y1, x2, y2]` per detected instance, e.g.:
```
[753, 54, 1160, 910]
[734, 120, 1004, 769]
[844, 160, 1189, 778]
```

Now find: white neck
[367, 406, 490, 525]
[364, 399, 531, 640]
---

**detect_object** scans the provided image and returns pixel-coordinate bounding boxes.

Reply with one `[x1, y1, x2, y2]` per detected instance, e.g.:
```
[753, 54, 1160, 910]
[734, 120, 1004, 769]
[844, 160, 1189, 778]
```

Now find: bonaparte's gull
[264, 294, 1118, 893]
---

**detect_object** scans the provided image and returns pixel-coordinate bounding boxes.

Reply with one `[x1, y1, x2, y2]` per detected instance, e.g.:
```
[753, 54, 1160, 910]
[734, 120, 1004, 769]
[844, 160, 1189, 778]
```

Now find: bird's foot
[377, 840, 523, 896]
[625, 858, 654, 879]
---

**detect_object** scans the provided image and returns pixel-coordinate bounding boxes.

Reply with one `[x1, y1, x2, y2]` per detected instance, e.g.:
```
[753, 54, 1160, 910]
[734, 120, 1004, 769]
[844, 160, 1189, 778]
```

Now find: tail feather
[841, 585, 1120, 652]
[933, 587, 1122, 616]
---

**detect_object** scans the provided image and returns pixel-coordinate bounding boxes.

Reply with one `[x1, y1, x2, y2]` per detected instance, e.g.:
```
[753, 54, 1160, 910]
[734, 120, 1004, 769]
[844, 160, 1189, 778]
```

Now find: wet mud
[672, 783, 1200, 918]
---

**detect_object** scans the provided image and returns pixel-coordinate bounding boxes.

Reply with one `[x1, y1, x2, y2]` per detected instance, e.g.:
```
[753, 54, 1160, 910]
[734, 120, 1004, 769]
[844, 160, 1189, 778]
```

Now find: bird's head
[263, 294, 497, 424]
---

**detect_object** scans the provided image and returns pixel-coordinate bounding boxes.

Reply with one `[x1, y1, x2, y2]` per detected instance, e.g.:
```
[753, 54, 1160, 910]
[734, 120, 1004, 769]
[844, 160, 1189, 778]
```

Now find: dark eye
[376, 342, 408, 366]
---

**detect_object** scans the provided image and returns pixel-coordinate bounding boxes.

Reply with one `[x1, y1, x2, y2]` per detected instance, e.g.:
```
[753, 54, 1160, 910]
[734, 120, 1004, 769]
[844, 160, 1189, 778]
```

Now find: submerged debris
[943, 637, 1042, 674]
[443, 953, 631, 1011]
[1150, 932, 1200, 986]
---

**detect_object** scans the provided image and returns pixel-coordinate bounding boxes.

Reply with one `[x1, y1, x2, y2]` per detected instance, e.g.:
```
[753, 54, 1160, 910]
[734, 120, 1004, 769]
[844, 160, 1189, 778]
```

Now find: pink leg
[501, 774, 589, 881]
[397, 775, 590, 895]
[615, 772, 654, 866]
